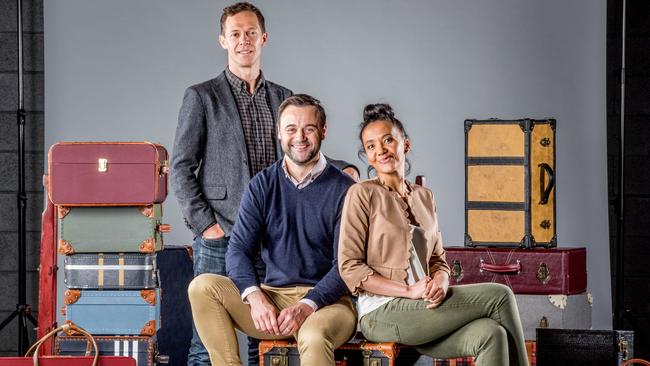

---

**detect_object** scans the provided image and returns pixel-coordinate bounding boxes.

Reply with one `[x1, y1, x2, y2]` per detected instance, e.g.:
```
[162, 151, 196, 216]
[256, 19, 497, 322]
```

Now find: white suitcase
[516, 292, 592, 340]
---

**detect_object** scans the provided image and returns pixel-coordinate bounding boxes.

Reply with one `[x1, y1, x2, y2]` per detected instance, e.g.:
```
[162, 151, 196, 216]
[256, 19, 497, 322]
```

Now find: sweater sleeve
[338, 183, 375, 295]
[303, 183, 352, 309]
[226, 178, 265, 293]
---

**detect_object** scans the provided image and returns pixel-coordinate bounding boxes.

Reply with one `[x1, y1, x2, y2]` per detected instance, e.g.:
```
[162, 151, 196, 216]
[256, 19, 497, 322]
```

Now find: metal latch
[619, 339, 629, 361]
[98, 158, 108, 172]
[538, 316, 549, 328]
[362, 350, 381, 366]
[451, 259, 464, 281]
[159, 160, 169, 175]
[156, 355, 170, 364]
[270, 348, 288, 366]
[537, 262, 550, 284]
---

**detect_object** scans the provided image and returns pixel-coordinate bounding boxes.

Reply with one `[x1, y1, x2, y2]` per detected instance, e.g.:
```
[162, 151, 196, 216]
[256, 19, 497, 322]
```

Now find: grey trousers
[359, 283, 529, 366]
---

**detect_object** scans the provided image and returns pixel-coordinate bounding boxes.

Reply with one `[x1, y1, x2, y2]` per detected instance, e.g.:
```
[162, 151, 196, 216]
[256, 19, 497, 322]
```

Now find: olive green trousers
[360, 283, 529, 366]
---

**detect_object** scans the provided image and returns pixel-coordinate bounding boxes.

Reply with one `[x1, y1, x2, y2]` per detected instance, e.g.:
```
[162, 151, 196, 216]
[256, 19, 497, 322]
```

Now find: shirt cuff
[299, 298, 319, 312]
[241, 286, 261, 304]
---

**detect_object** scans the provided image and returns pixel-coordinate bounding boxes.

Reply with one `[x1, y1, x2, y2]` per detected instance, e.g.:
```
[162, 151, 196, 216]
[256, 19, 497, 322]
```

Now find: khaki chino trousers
[188, 274, 356, 366]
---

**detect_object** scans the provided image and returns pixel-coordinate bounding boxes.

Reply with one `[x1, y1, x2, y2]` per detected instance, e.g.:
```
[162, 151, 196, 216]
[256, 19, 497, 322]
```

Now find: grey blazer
[170, 71, 292, 237]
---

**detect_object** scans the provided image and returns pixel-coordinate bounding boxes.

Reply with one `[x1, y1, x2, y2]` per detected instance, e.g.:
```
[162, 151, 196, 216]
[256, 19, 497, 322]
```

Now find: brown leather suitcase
[444, 246, 586, 295]
[48, 142, 168, 206]
[465, 119, 556, 248]
[259, 339, 419, 366]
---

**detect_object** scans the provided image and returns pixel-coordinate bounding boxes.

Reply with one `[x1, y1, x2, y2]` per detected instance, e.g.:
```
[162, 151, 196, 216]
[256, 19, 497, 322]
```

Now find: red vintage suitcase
[0, 323, 135, 366]
[37, 175, 58, 355]
[444, 247, 586, 295]
[48, 142, 168, 206]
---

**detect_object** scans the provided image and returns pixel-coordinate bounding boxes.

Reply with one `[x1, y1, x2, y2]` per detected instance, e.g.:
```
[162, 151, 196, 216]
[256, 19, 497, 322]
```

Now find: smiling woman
[338, 103, 531, 366]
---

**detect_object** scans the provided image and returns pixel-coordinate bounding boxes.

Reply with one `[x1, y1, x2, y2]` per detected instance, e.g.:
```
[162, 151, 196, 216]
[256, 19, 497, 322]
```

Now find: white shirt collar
[282, 152, 327, 189]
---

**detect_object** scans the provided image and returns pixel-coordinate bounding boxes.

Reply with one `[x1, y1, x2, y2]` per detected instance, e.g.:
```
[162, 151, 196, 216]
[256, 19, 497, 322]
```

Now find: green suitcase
[58, 205, 170, 254]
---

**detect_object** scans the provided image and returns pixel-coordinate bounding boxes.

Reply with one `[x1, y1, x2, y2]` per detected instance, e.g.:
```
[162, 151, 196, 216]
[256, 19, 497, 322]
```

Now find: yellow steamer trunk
[465, 119, 556, 248]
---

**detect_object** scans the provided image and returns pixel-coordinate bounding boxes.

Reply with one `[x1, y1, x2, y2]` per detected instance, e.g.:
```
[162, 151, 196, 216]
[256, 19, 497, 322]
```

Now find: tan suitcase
[464, 119, 556, 248]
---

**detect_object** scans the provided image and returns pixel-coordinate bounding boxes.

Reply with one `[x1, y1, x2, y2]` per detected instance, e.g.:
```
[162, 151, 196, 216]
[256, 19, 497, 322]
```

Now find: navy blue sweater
[226, 161, 354, 308]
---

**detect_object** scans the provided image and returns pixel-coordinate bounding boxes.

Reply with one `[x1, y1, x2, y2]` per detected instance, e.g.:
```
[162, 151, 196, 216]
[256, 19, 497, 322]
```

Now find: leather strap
[26, 323, 99, 366]
[36, 175, 57, 355]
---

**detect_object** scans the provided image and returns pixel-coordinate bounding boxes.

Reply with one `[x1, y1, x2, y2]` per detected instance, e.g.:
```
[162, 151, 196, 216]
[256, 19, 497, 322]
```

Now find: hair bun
[363, 103, 395, 123]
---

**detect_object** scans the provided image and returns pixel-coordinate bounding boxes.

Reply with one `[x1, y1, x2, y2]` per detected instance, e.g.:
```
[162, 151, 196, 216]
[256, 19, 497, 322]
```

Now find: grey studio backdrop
[44, 0, 610, 358]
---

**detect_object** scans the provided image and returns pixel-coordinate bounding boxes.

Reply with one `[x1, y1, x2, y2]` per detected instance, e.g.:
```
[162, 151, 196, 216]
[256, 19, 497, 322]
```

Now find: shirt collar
[282, 152, 327, 188]
[225, 67, 266, 95]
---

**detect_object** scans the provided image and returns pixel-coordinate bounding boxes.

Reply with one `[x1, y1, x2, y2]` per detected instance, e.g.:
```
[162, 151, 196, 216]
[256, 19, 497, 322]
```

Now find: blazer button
[243, 160, 248, 165]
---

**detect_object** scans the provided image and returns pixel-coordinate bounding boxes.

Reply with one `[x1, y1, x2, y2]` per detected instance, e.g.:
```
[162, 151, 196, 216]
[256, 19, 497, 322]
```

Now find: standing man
[171, 3, 358, 365]
[171, 3, 290, 365]
[188, 94, 357, 366]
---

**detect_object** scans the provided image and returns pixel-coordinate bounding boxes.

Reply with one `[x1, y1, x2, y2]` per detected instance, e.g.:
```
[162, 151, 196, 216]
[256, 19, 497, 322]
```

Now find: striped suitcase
[64, 253, 158, 289]
[57, 205, 169, 254]
[62, 289, 161, 335]
[55, 335, 166, 366]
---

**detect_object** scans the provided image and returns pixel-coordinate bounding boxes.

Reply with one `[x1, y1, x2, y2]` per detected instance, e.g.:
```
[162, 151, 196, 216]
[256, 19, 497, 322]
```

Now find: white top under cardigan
[356, 224, 429, 320]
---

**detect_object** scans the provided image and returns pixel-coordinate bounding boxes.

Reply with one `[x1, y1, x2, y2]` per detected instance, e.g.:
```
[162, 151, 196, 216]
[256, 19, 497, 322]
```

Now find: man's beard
[285, 144, 320, 166]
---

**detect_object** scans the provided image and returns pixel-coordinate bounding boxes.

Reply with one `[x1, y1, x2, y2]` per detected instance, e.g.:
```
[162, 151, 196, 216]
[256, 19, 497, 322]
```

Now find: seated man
[188, 94, 357, 366]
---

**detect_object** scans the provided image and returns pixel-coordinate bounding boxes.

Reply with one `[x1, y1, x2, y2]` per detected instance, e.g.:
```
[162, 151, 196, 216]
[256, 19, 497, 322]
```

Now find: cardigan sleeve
[338, 183, 375, 295]
[427, 192, 451, 276]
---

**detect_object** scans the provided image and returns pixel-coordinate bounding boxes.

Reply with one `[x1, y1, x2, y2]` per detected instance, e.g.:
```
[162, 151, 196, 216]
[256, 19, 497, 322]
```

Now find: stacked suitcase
[432, 118, 590, 365]
[44, 142, 170, 365]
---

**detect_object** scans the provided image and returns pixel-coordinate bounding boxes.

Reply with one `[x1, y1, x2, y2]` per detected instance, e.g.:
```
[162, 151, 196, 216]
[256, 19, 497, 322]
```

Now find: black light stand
[0, 0, 38, 354]
[614, 0, 627, 330]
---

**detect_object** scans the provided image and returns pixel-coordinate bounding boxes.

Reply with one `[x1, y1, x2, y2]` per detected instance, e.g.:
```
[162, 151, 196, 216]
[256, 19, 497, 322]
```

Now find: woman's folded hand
[406, 277, 431, 299]
[424, 271, 450, 309]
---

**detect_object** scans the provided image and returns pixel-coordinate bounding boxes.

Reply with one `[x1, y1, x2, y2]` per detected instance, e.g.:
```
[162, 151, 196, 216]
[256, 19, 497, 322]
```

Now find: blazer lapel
[211, 71, 247, 156]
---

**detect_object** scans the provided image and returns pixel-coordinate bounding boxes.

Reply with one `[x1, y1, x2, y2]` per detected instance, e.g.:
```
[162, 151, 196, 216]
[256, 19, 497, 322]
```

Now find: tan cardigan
[338, 178, 450, 295]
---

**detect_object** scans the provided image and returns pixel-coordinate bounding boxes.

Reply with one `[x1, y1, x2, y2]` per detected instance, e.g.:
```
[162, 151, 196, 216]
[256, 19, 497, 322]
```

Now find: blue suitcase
[63, 289, 161, 335]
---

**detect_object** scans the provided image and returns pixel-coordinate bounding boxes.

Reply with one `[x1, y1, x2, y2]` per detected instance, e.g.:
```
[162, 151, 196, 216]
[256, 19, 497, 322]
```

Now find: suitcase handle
[621, 360, 650, 366]
[157, 224, 172, 233]
[538, 163, 555, 205]
[479, 259, 521, 274]
[26, 322, 99, 366]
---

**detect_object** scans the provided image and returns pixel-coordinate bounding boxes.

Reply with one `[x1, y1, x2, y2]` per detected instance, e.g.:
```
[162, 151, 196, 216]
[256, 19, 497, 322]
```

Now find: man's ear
[321, 124, 328, 140]
[219, 34, 227, 50]
[261, 32, 268, 46]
